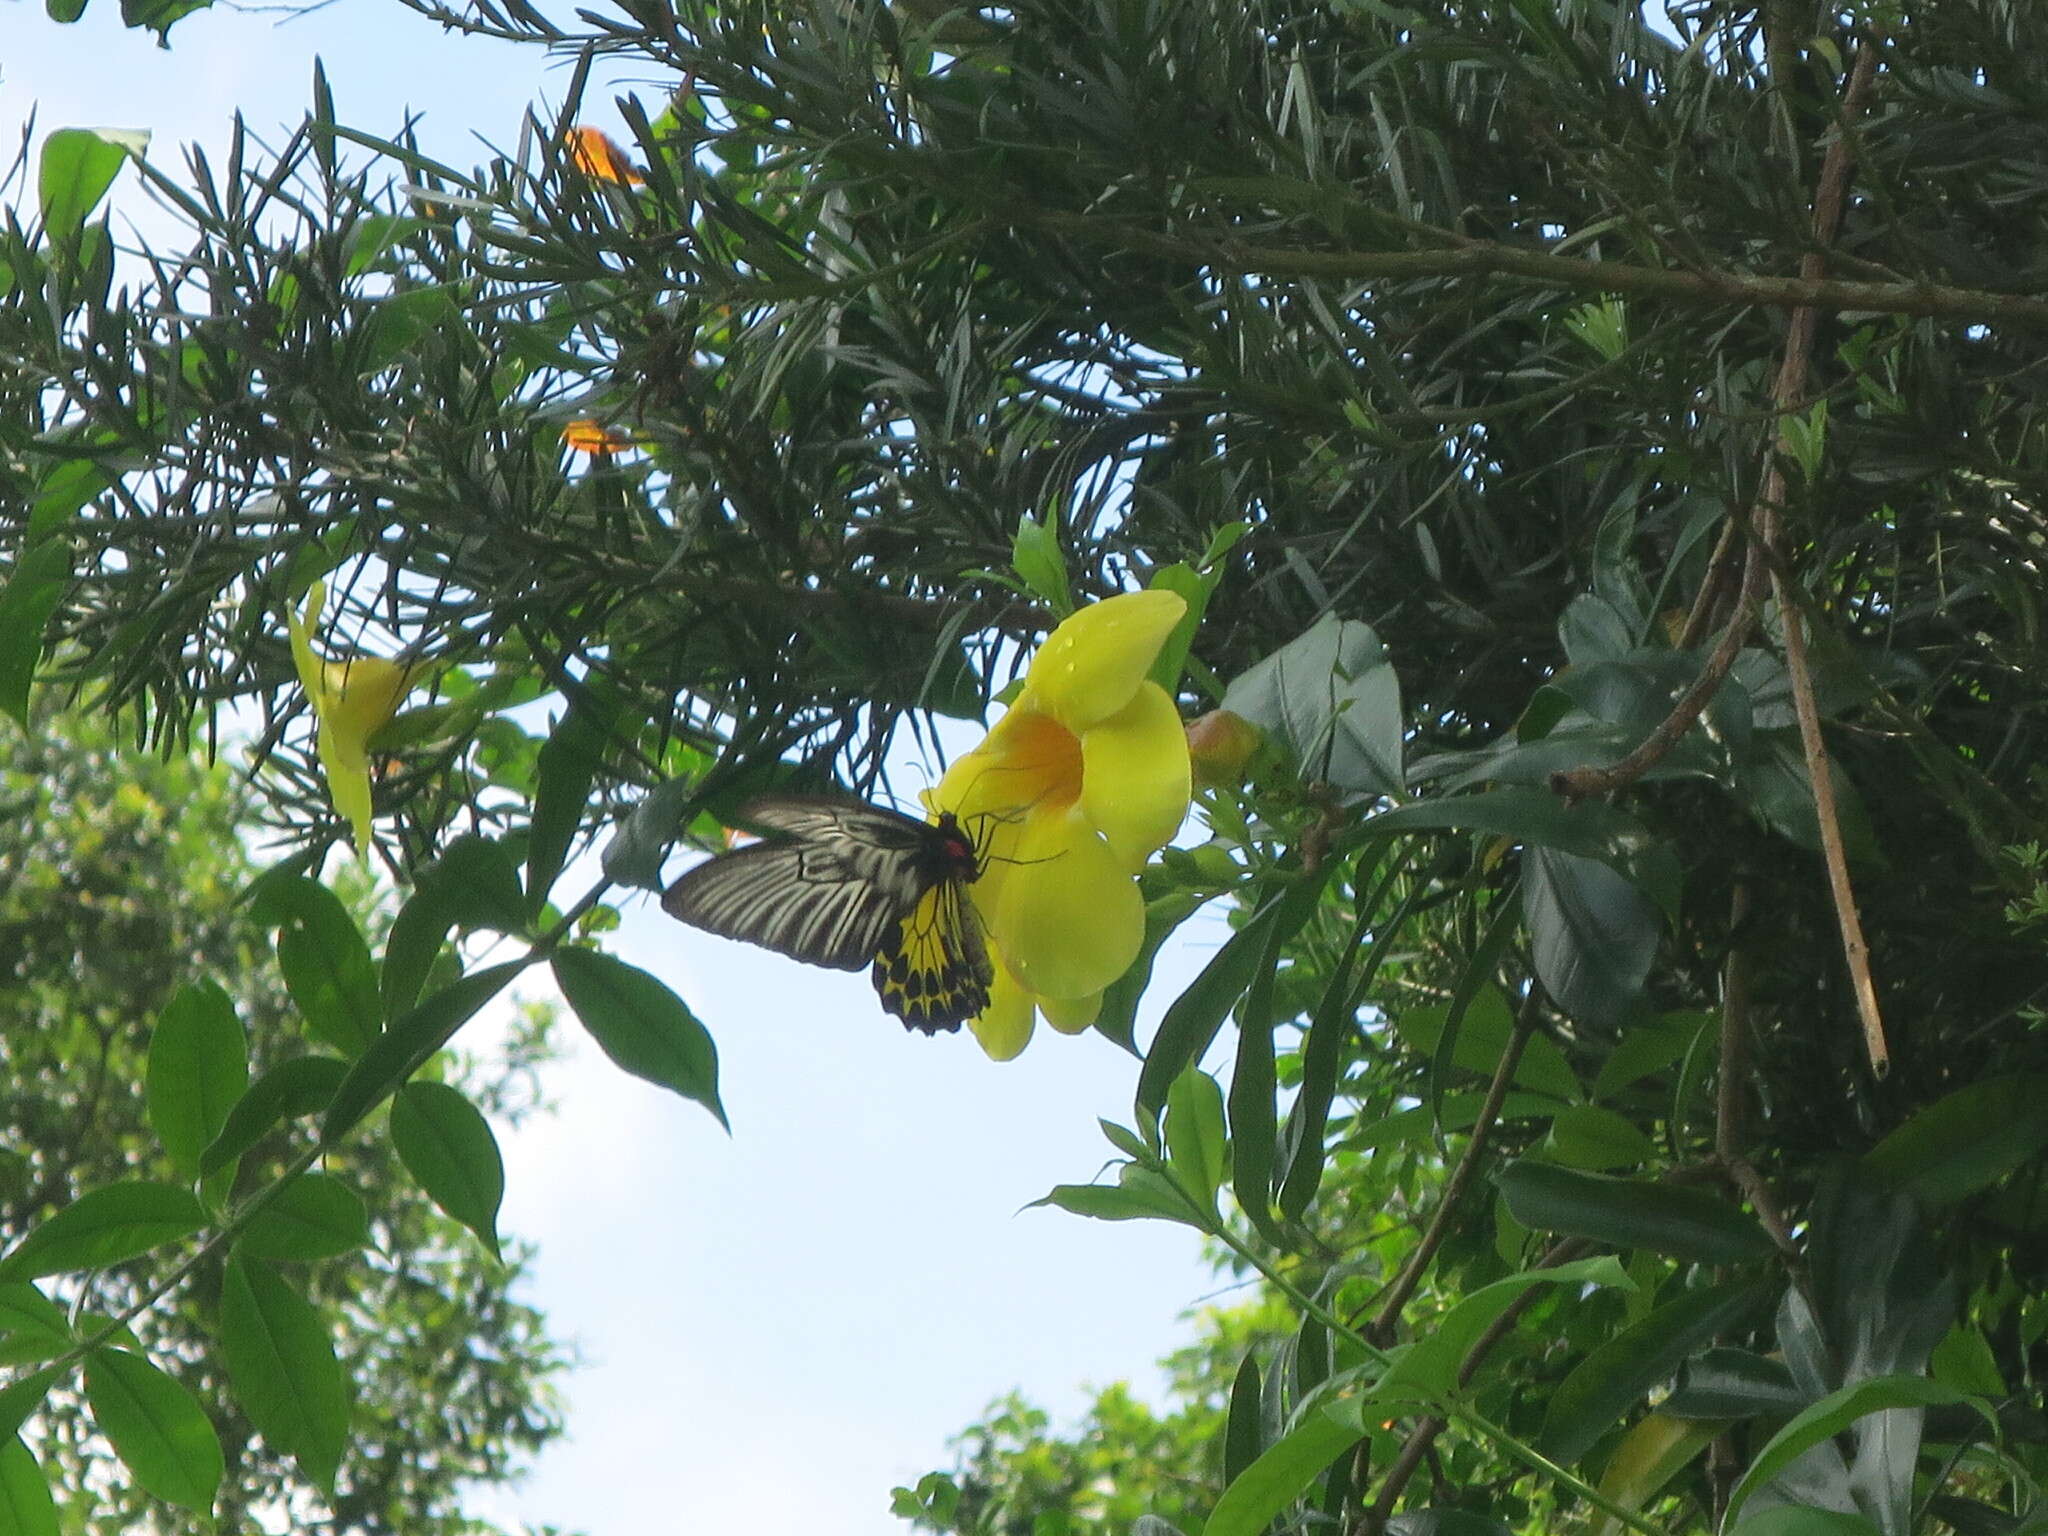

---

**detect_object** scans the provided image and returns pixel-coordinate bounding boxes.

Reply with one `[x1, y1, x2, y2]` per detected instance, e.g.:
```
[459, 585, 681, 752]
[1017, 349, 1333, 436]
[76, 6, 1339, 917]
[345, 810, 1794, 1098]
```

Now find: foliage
[7, 0, 2048, 1531]
[0, 705, 568, 1533]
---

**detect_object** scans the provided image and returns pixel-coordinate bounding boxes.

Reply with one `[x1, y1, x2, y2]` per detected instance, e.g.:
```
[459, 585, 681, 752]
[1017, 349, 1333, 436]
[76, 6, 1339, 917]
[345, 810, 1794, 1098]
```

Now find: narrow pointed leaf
[200, 1055, 349, 1176]
[1497, 1161, 1778, 1263]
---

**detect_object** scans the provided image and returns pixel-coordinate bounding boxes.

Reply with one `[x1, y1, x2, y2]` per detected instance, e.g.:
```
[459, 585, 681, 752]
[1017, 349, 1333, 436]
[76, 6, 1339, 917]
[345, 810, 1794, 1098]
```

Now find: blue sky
[4, 10, 1231, 1533]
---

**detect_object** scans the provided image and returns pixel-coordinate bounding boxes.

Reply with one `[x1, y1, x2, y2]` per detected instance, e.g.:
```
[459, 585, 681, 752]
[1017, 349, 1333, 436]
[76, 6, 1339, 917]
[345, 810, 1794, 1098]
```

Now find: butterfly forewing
[662, 797, 992, 1031]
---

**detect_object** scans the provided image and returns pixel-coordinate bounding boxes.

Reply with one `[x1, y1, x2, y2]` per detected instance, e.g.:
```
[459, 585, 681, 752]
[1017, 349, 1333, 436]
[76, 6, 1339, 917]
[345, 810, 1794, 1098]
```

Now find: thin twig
[1358, 1238, 1593, 1536]
[1366, 999, 1536, 1343]
[1713, 883, 1800, 1261]
[1021, 211, 2048, 329]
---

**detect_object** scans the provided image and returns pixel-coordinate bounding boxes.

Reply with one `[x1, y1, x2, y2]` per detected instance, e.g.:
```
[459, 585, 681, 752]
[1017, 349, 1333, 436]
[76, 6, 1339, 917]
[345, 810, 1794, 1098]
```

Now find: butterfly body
[661, 796, 992, 1033]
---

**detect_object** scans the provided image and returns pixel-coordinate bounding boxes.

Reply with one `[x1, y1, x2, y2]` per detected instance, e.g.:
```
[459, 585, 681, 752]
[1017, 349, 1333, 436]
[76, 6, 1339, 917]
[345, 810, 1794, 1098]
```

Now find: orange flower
[566, 126, 645, 186]
[562, 418, 632, 457]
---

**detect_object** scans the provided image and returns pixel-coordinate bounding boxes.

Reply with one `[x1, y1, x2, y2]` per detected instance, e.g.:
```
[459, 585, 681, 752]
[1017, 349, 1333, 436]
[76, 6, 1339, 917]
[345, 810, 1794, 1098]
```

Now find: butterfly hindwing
[662, 796, 991, 1030]
[872, 876, 994, 1034]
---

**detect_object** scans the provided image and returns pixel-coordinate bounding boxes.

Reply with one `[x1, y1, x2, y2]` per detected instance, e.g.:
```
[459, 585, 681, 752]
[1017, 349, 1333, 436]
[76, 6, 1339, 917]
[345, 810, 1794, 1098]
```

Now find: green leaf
[0, 1287, 70, 1369]
[1386, 1513, 1518, 1536]
[270, 881, 381, 1057]
[0, 539, 73, 730]
[529, 703, 609, 912]
[1663, 1348, 1805, 1419]
[1163, 1069, 1227, 1213]
[1588, 1413, 1724, 1536]
[0, 1183, 206, 1281]
[0, 1373, 60, 1445]
[1724, 1376, 1982, 1531]
[1223, 1352, 1264, 1486]
[1731, 1511, 1882, 1536]
[218, 1257, 349, 1491]
[1012, 513, 1072, 615]
[1541, 1282, 1771, 1462]
[236, 1174, 369, 1262]
[83, 1347, 224, 1512]
[1546, 1104, 1658, 1171]
[1033, 1166, 1208, 1228]
[1396, 986, 1580, 1103]
[390, 1082, 505, 1259]
[37, 128, 143, 244]
[551, 948, 725, 1127]
[200, 1055, 349, 1176]
[321, 961, 527, 1144]
[1863, 1074, 2048, 1205]
[145, 981, 249, 1180]
[0, 1435, 58, 1536]
[1221, 614, 1403, 798]
[1523, 846, 1659, 1030]
[1495, 1162, 1778, 1263]
[1095, 890, 1208, 1052]
[1372, 1258, 1633, 1405]
[1201, 1407, 1359, 1536]
[1139, 877, 1321, 1116]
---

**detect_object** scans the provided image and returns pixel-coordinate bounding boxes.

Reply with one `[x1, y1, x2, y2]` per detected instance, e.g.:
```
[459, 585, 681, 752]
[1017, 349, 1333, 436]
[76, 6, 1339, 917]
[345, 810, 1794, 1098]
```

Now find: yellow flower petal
[1039, 990, 1101, 1035]
[287, 580, 327, 698]
[1024, 590, 1186, 733]
[316, 721, 375, 852]
[969, 956, 1036, 1061]
[1080, 681, 1192, 868]
[990, 806, 1142, 999]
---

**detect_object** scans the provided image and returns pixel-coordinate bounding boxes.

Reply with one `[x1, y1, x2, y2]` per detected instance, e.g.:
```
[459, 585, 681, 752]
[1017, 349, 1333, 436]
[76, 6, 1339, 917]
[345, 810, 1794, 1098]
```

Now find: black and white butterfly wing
[660, 797, 948, 973]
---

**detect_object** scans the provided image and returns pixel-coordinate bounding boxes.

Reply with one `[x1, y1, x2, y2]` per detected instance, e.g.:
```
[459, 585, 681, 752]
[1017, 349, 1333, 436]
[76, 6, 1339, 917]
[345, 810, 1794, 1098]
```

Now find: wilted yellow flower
[935, 590, 1192, 1059]
[287, 581, 426, 852]
[566, 126, 645, 186]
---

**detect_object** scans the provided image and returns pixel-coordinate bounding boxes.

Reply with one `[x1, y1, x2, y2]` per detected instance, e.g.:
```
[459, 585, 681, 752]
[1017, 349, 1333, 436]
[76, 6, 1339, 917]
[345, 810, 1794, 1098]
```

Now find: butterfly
[660, 796, 994, 1034]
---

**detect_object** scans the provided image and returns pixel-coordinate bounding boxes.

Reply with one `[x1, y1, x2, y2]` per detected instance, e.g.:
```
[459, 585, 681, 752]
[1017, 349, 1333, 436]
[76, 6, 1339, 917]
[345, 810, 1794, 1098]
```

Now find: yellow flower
[934, 590, 1192, 1059]
[287, 581, 426, 851]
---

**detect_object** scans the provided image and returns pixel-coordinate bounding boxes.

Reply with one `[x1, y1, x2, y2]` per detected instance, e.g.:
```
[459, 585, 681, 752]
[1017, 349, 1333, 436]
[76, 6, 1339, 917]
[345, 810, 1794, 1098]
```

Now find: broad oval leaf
[82, 1347, 224, 1512]
[390, 1082, 504, 1259]
[0, 1183, 206, 1281]
[146, 981, 249, 1180]
[1221, 613, 1403, 798]
[236, 1174, 369, 1262]
[37, 128, 141, 244]
[218, 1257, 349, 1491]
[1164, 1069, 1227, 1213]
[1496, 1161, 1778, 1264]
[1524, 846, 1658, 1031]
[551, 949, 724, 1127]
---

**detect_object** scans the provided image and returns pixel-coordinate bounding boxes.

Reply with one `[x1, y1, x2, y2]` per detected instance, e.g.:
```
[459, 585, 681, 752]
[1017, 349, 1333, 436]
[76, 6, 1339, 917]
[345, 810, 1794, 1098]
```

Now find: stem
[1366, 998, 1535, 1342]
[1218, 1233, 1675, 1536]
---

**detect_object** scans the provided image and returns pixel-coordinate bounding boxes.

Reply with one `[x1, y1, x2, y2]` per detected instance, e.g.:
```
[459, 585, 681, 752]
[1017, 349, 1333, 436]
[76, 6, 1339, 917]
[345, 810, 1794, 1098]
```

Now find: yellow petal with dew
[990, 806, 1142, 999]
[1024, 590, 1186, 734]
[1080, 680, 1191, 868]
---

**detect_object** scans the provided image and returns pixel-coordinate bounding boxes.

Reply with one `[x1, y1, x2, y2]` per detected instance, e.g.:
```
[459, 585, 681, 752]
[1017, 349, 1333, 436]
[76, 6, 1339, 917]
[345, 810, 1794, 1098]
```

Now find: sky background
[3, 8, 1233, 1533]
